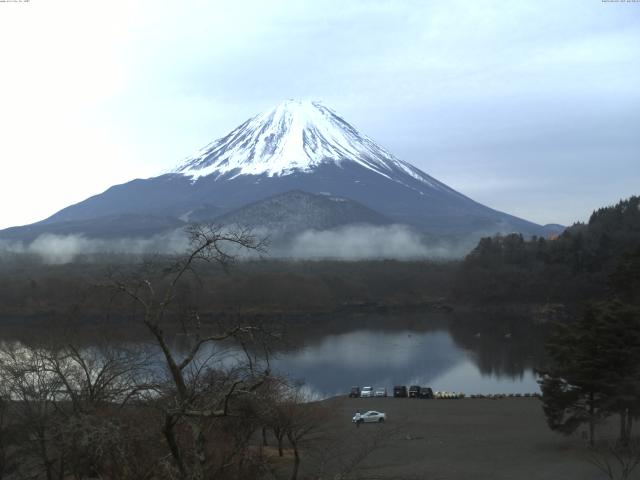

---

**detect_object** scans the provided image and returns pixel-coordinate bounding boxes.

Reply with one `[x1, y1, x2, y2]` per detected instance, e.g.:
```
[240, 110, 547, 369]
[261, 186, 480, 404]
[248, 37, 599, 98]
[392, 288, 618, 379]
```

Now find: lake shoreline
[0, 298, 575, 327]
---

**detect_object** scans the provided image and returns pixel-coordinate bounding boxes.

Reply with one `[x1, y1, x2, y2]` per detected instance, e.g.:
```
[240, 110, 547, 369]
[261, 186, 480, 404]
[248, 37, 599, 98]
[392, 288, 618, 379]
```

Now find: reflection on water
[270, 329, 540, 398]
[0, 312, 545, 399]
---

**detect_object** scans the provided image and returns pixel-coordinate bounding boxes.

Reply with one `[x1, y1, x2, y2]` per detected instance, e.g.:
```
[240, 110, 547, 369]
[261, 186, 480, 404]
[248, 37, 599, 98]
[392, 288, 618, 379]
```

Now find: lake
[0, 312, 545, 399]
[267, 318, 543, 398]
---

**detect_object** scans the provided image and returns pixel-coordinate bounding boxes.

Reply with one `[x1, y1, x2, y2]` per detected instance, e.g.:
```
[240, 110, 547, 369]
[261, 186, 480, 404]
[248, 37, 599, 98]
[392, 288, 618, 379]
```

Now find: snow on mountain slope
[174, 99, 454, 194]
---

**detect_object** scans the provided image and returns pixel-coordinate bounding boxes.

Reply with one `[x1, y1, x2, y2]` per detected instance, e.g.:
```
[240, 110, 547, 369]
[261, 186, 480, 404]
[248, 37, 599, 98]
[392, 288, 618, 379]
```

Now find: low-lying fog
[0, 224, 477, 264]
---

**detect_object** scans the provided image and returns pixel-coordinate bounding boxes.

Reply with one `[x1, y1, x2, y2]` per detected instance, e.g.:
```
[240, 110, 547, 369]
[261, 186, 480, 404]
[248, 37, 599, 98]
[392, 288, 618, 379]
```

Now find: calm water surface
[0, 313, 544, 399]
[269, 328, 540, 398]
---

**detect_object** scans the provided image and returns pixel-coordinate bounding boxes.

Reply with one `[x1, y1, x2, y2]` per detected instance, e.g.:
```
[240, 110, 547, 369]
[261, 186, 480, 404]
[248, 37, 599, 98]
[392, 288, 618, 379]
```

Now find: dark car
[349, 386, 361, 398]
[419, 387, 434, 399]
[393, 385, 407, 398]
[409, 385, 421, 398]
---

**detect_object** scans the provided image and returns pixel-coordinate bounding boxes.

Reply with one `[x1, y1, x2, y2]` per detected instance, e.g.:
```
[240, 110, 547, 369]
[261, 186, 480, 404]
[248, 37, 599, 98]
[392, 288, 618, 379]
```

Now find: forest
[455, 196, 640, 306]
[1, 197, 638, 321]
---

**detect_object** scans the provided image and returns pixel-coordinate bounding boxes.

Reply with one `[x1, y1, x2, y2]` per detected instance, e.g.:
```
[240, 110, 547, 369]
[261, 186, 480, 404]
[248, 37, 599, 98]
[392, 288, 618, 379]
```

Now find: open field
[297, 396, 621, 480]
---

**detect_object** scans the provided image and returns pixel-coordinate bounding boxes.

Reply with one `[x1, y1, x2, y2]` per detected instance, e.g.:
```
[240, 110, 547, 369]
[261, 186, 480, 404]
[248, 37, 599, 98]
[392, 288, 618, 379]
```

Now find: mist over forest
[0, 223, 478, 265]
[0, 196, 636, 322]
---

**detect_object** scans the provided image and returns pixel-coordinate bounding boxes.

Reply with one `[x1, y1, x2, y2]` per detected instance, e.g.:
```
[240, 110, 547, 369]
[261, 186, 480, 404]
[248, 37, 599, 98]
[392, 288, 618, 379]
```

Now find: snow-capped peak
[173, 99, 445, 190]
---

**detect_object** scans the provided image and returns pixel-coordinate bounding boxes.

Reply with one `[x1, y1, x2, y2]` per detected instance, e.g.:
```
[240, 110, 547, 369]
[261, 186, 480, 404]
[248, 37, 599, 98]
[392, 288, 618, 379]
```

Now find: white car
[360, 386, 374, 398]
[353, 410, 386, 423]
[374, 387, 387, 397]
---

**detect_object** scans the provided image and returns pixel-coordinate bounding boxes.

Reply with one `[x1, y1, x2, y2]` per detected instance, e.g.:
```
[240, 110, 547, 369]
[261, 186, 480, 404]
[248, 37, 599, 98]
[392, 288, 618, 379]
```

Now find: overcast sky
[0, 0, 638, 229]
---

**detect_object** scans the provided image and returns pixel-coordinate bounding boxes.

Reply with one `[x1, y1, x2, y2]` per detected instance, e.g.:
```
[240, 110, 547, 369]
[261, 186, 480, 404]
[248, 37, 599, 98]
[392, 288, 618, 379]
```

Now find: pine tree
[538, 308, 608, 445]
[595, 300, 640, 445]
[538, 301, 640, 445]
[610, 246, 640, 305]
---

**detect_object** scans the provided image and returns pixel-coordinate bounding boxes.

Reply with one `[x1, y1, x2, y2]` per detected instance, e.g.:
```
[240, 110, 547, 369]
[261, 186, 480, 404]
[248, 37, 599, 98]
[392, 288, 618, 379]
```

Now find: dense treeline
[455, 196, 640, 304]
[516, 196, 640, 454]
[0, 257, 455, 319]
[1, 196, 638, 319]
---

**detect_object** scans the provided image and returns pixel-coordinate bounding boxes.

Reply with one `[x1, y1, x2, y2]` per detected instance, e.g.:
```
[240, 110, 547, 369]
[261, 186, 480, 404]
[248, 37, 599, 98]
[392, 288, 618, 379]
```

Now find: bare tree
[0, 365, 17, 479]
[0, 224, 278, 479]
[111, 224, 274, 480]
[284, 398, 326, 480]
[257, 377, 291, 457]
[0, 343, 68, 480]
[45, 341, 152, 413]
[257, 382, 328, 480]
[588, 440, 640, 480]
[0, 338, 157, 480]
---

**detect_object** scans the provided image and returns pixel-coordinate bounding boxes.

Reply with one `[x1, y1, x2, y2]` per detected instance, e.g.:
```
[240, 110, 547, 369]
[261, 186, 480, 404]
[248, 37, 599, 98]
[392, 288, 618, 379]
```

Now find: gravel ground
[302, 396, 622, 480]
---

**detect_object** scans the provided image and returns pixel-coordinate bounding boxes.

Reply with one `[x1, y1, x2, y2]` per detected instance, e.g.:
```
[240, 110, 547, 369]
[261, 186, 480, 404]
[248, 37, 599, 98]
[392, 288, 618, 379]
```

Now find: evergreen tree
[595, 300, 640, 445]
[538, 301, 640, 445]
[458, 195, 640, 304]
[610, 246, 640, 305]
[538, 307, 609, 445]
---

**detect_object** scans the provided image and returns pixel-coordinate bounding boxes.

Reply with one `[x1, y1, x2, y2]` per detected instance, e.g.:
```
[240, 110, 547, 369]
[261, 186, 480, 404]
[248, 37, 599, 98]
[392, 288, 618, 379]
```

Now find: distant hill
[543, 224, 566, 235]
[215, 190, 391, 235]
[0, 191, 390, 243]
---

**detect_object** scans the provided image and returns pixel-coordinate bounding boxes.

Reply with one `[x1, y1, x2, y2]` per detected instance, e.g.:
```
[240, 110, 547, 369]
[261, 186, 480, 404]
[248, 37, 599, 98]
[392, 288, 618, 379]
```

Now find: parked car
[352, 410, 387, 424]
[435, 391, 463, 399]
[419, 387, 434, 399]
[349, 386, 361, 398]
[374, 387, 387, 397]
[360, 386, 374, 398]
[409, 385, 421, 398]
[393, 385, 407, 398]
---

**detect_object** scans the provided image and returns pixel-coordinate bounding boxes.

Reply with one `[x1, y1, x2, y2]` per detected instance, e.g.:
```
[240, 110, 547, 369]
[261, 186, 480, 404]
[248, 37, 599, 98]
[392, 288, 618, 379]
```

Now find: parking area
[312, 395, 605, 480]
[349, 385, 540, 399]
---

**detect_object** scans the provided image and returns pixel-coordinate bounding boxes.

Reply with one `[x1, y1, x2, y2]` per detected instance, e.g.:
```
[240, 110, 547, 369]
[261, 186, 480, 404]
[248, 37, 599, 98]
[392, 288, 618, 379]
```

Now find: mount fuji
[1, 100, 553, 242]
